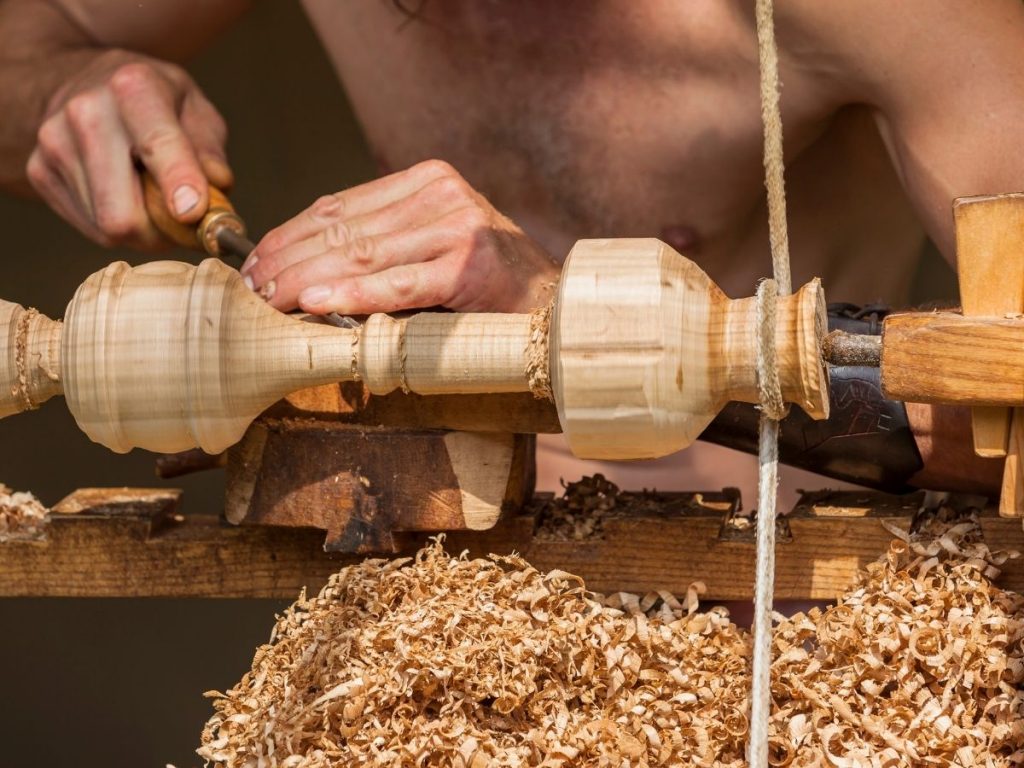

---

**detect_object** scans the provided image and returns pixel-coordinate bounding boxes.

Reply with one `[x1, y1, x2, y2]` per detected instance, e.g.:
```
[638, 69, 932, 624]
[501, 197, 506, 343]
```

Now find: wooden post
[879, 313, 1024, 405]
[953, 194, 1024, 455]
[953, 194, 1024, 517]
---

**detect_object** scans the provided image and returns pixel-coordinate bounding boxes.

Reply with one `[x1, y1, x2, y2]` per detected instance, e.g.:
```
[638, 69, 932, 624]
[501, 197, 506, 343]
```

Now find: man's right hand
[25, 50, 232, 250]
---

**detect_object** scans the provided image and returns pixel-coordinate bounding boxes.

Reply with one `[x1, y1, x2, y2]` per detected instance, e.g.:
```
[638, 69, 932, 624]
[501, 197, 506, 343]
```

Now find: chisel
[142, 174, 358, 329]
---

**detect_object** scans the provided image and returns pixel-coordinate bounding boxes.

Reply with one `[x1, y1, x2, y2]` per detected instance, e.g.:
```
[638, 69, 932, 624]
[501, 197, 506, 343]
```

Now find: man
[0, 0, 1018, 495]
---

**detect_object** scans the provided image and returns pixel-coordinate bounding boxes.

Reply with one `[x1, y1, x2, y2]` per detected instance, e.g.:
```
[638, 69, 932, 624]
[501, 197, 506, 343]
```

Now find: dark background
[0, 5, 374, 767]
[0, 4, 958, 767]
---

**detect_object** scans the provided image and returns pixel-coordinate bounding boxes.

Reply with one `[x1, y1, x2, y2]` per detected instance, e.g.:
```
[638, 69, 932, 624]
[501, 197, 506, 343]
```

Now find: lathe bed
[4, 484, 1021, 600]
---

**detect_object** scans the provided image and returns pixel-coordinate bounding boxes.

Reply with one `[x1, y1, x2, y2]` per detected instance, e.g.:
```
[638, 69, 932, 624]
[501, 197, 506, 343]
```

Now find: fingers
[244, 175, 469, 290]
[66, 90, 154, 244]
[259, 221, 457, 311]
[245, 160, 555, 315]
[33, 112, 92, 216]
[247, 159, 458, 268]
[26, 148, 110, 245]
[110, 63, 209, 223]
[296, 263, 453, 315]
[26, 56, 231, 249]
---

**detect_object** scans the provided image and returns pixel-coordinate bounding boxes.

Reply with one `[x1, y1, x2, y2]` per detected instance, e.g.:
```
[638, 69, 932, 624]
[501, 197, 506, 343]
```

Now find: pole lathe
[0, 238, 831, 458]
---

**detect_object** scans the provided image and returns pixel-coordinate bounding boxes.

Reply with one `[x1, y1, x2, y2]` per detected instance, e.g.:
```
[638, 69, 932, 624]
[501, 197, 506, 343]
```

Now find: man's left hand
[242, 159, 560, 315]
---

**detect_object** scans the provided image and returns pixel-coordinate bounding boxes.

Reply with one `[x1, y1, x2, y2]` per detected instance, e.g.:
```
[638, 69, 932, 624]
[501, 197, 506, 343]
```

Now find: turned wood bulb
[0, 239, 829, 459]
[549, 239, 829, 459]
[61, 260, 357, 453]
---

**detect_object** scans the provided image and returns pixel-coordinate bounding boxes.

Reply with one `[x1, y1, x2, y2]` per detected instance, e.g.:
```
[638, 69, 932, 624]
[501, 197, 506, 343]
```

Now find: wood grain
[4, 487, 1020, 599]
[47, 258, 540, 454]
[224, 419, 535, 551]
[953, 193, 1024, 457]
[881, 312, 1024, 405]
[551, 239, 828, 460]
[1001, 408, 1024, 518]
[281, 382, 562, 433]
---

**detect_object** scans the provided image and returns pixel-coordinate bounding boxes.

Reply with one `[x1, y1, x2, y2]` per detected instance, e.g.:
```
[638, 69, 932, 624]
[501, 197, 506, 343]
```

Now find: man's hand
[25, 50, 231, 250]
[243, 160, 561, 315]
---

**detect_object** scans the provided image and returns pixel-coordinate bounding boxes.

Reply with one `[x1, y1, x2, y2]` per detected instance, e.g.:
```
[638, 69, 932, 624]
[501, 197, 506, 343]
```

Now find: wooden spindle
[0, 240, 831, 458]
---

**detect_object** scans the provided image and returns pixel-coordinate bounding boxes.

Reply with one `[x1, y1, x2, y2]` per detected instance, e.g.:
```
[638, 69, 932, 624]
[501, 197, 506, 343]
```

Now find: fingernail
[243, 274, 254, 291]
[260, 280, 276, 301]
[299, 285, 332, 307]
[173, 185, 199, 216]
[241, 252, 259, 274]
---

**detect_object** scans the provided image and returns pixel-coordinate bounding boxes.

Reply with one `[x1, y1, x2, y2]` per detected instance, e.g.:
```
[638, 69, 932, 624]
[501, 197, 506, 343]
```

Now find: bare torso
[303, 0, 925, 303]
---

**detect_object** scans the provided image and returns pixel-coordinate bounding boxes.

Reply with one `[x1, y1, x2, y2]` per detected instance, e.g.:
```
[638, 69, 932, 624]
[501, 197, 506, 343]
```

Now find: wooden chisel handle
[142, 173, 247, 257]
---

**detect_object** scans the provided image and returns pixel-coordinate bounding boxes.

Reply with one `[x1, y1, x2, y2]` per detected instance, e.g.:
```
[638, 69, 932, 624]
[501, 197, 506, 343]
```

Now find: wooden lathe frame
[2, 485, 1021, 599]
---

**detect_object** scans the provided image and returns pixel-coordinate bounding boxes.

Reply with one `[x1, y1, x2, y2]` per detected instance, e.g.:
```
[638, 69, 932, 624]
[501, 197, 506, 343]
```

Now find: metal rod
[822, 330, 882, 367]
[215, 229, 256, 266]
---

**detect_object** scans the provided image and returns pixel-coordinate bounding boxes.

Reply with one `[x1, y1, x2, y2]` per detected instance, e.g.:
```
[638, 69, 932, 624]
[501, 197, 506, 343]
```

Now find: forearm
[0, 0, 102, 192]
[0, 0, 250, 195]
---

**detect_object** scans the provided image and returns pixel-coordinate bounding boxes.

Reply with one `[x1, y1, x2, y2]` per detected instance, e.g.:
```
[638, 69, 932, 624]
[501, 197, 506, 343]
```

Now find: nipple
[660, 225, 700, 255]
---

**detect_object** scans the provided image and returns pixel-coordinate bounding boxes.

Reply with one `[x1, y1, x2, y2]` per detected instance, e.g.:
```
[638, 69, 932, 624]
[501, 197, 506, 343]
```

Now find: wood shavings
[0, 482, 48, 542]
[535, 475, 682, 542]
[535, 473, 624, 541]
[769, 507, 1024, 766]
[13, 306, 38, 410]
[525, 301, 553, 401]
[198, 502, 1023, 767]
[198, 537, 752, 767]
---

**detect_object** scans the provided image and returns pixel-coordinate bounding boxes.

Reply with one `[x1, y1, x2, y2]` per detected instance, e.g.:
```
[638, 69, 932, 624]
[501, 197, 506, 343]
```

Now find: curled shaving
[769, 508, 1023, 766]
[13, 307, 38, 411]
[199, 539, 751, 766]
[198, 504, 1023, 766]
[525, 300, 553, 401]
[0, 482, 48, 542]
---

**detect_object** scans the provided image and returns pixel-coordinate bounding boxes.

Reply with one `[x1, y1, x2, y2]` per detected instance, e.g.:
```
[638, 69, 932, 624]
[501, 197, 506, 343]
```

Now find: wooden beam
[880, 312, 1024, 405]
[2, 487, 1021, 600]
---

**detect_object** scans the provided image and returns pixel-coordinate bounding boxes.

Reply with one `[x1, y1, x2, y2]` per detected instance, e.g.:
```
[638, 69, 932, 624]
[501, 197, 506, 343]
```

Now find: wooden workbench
[2, 486, 1021, 600]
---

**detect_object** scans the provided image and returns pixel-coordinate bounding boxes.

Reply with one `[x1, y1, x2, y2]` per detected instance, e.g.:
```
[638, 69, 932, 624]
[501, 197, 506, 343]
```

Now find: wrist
[519, 259, 560, 313]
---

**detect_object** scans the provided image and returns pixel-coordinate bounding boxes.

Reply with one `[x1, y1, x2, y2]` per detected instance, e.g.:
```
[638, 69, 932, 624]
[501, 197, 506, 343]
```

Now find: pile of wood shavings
[199, 539, 752, 767]
[535, 474, 670, 542]
[768, 509, 1024, 766]
[535, 474, 624, 541]
[0, 482, 48, 542]
[198, 508, 1023, 767]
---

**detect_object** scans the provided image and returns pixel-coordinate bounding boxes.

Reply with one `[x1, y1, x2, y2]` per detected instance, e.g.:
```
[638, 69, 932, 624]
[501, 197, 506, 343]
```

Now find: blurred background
[0, 4, 958, 766]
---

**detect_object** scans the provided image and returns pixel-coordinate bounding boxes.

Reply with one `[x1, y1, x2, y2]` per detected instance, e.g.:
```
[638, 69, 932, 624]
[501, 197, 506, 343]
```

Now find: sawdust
[198, 502, 1023, 767]
[525, 301, 553, 401]
[0, 483, 48, 542]
[13, 306, 37, 411]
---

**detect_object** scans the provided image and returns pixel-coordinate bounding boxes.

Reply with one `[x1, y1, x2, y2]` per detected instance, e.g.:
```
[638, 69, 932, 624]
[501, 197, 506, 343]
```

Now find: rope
[754, 279, 786, 421]
[750, 1, 792, 766]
